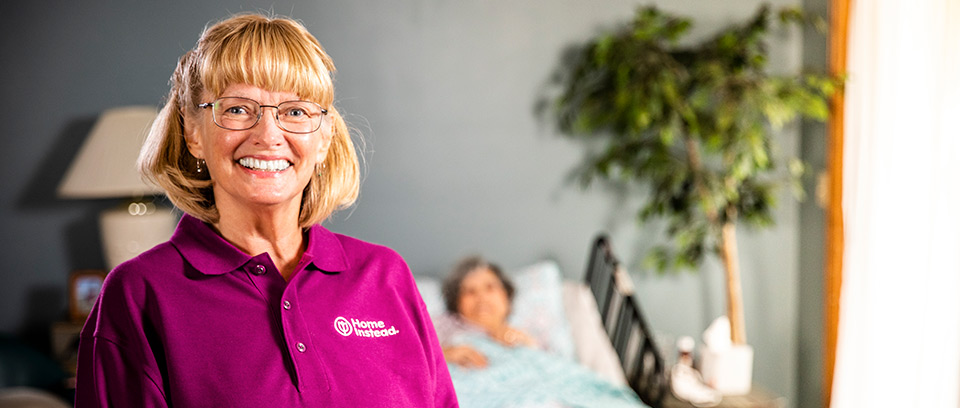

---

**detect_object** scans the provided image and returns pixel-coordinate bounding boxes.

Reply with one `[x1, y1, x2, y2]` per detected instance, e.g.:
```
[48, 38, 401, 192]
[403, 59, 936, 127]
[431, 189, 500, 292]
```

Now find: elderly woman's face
[457, 267, 510, 329]
[184, 83, 332, 215]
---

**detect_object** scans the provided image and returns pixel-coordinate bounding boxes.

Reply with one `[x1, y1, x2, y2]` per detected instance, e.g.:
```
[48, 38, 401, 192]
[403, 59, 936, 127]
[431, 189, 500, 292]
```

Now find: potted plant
[546, 4, 839, 394]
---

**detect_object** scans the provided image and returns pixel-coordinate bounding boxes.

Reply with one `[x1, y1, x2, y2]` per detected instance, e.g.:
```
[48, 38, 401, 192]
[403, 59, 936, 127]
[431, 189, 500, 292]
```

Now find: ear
[315, 117, 335, 162]
[183, 112, 205, 159]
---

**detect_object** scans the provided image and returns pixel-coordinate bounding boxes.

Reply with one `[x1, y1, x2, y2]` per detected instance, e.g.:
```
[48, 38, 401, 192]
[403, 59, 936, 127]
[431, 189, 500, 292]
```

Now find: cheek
[209, 135, 244, 162]
[495, 291, 509, 306]
[492, 292, 510, 313]
[292, 135, 326, 163]
[458, 294, 476, 311]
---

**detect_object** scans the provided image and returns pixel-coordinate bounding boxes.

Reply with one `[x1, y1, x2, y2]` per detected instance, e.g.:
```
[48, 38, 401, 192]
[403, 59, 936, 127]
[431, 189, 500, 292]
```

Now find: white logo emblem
[334, 316, 400, 338]
[334, 316, 353, 336]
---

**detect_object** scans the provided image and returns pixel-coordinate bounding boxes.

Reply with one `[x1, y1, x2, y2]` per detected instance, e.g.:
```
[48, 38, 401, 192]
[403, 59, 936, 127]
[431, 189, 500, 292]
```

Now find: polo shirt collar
[171, 214, 350, 276]
[302, 220, 350, 273]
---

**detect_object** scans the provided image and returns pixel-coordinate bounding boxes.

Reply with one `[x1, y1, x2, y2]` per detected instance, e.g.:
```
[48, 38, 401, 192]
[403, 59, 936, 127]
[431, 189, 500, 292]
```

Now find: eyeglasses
[198, 97, 328, 134]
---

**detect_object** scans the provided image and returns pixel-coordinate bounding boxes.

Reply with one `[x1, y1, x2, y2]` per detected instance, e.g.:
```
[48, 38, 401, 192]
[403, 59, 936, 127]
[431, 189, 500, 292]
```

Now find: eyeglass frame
[197, 96, 329, 134]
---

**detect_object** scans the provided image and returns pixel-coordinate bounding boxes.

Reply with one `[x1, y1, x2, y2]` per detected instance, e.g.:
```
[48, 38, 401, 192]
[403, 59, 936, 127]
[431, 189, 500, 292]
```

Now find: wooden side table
[662, 387, 786, 408]
[50, 321, 84, 380]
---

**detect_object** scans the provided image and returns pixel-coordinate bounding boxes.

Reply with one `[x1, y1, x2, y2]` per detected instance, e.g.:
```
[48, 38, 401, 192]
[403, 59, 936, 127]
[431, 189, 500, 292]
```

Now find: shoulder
[314, 230, 417, 289]
[97, 241, 184, 312]
[82, 241, 180, 341]
[307, 225, 408, 272]
[335, 233, 412, 284]
[107, 241, 182, 285]
[333, 233, 405, 264]
[432, 313, 471, 345]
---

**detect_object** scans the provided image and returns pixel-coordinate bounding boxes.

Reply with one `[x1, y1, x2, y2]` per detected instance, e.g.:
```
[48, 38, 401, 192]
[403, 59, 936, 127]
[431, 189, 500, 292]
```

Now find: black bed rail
[584, 235, 669, 407]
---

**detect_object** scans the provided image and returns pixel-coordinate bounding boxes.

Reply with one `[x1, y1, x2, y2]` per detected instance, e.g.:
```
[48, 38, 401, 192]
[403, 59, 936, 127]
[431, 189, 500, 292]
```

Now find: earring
[196, 158, 205, 173]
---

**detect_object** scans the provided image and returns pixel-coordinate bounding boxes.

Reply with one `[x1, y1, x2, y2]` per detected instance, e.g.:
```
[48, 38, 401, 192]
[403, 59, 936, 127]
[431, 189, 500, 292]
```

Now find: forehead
[461, 267, 502, 287]
[215, 83, 301, 101]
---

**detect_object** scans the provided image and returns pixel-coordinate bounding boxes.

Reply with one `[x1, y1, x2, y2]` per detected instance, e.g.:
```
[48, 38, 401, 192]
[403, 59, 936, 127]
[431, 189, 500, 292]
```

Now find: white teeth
[238, 157, 291, 171]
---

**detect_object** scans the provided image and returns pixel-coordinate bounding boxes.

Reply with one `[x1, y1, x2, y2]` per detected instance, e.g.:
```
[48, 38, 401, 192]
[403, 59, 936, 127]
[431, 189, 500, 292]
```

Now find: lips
[237, 157, 292, 172]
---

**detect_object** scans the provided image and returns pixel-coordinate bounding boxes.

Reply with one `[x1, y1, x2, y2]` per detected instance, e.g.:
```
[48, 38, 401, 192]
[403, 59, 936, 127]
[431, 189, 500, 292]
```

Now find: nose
[251, 107, 285, 145]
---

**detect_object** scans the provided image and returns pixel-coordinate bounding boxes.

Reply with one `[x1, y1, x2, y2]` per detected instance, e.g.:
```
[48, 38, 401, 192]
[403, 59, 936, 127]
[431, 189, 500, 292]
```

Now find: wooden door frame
[824, 0, 849, 406]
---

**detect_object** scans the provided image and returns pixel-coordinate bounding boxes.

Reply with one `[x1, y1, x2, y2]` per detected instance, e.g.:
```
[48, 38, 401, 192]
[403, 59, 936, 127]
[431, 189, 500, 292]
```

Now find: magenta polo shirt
[75, 214, 458, 407]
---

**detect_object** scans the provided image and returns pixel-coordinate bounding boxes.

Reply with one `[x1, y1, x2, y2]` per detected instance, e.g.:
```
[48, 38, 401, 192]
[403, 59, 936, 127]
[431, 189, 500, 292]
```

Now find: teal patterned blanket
[447, 335, 646, 408]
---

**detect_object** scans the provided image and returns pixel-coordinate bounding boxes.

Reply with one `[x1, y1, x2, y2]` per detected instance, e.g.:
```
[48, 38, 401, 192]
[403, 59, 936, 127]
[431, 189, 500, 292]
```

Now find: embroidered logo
[334, 316, 400, 338]
[334, 317, 353, 336]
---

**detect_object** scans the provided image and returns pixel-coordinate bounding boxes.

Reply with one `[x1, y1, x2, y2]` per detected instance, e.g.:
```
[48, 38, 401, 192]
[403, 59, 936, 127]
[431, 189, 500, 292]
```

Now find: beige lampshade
[58, 106, 162, 198]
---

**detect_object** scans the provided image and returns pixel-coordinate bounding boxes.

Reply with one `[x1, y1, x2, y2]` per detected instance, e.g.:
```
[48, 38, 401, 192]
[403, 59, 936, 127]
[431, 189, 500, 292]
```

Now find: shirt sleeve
[74, 331, 168, 407]
[431, 334, 459, 408]
[74, 271, 168, 407]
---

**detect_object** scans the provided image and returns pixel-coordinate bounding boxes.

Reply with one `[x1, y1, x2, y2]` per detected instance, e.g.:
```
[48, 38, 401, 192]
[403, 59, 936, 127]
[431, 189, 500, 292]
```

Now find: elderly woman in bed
[437, 256, 539, 368]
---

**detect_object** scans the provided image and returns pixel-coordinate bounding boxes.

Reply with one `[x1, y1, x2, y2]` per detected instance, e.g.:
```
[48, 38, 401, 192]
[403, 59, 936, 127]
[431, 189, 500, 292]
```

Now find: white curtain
[832, 0, 960, 407]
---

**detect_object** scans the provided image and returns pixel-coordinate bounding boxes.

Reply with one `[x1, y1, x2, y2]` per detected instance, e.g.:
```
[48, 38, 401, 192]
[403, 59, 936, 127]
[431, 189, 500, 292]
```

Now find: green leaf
[788, 158, 806, 178]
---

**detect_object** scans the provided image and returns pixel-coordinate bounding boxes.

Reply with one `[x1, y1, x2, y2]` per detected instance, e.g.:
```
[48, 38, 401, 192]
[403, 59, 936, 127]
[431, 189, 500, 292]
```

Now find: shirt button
[283, 300, 291, 310]
[296, 342, 306, 353]
[253, 264, 266, 275]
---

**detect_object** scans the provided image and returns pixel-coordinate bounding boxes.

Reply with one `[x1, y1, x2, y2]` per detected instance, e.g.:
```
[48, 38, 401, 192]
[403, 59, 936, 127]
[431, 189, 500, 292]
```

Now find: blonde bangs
[199, 16, 334, 106]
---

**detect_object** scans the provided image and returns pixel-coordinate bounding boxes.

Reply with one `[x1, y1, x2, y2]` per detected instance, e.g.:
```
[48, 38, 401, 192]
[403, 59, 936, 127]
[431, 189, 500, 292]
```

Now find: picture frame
[68, 269, 107, 322]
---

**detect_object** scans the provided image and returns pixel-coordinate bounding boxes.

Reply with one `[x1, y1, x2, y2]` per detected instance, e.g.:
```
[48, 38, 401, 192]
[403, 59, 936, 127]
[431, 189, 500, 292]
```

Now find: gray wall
[797, 0, 829, 405]
[0, 1, 825, 406]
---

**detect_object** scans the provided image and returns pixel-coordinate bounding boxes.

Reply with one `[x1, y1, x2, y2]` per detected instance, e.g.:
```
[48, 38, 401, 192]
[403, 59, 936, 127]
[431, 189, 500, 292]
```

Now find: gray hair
[441, 256, 515, 315]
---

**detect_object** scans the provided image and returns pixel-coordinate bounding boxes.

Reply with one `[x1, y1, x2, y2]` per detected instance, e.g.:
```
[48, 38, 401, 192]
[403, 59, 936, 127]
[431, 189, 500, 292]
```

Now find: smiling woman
[74, 13, 457, 408]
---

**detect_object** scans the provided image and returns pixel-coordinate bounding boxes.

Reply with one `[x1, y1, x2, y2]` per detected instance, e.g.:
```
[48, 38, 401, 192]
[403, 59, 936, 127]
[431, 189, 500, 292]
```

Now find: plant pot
[699, 344, 753, 395]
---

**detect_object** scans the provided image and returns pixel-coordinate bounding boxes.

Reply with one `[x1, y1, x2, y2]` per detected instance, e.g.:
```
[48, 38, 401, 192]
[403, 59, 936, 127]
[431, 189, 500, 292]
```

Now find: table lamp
[58, 106, 177, 271]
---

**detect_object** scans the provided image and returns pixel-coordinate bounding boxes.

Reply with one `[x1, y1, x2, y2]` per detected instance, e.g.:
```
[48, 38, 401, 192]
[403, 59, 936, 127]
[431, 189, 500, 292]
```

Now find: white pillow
[561, 281, 628, 386]
[414, 276, 445, 317]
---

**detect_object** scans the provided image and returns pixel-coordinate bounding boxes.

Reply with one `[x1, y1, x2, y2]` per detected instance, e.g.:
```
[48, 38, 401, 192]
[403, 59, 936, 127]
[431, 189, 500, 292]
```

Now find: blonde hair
[138, 13, 359, 227]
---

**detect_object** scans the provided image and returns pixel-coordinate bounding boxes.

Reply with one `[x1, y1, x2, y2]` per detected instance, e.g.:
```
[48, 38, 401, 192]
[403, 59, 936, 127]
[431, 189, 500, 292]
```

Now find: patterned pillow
[414, 277, 445, 317]
[507, 261, 576, 360]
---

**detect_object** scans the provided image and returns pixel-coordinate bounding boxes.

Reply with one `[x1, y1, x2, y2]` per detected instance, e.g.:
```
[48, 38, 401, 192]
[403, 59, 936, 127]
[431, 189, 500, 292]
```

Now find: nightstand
[662, 387, 786, 408]
[50, 321, 84, 378]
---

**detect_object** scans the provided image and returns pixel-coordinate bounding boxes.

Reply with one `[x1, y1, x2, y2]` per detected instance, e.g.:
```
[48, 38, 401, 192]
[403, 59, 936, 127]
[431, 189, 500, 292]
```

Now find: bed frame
[584, 235, 669, 407]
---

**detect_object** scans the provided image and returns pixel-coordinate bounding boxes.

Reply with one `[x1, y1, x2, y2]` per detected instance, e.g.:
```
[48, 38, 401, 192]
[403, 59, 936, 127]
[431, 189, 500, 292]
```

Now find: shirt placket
[279, 274, 330, 395]
[242, 256, 315, 393]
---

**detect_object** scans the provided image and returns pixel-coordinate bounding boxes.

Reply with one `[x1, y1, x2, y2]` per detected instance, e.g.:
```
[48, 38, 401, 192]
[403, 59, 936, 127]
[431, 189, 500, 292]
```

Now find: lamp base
[100, 202, 177, 271]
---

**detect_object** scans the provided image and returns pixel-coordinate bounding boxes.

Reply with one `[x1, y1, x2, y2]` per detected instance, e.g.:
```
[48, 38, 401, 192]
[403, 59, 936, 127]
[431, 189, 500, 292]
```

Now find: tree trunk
[720, 221, 747, 345]
[685, 136, 747, 344]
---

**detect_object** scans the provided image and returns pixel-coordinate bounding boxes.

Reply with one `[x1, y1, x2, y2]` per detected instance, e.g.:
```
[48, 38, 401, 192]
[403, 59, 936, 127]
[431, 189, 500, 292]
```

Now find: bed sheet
[446, 334, 645, 408]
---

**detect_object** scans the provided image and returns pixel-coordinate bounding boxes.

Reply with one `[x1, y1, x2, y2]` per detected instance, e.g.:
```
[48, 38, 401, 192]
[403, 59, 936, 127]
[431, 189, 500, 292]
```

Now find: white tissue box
[699, 344, 753, 395]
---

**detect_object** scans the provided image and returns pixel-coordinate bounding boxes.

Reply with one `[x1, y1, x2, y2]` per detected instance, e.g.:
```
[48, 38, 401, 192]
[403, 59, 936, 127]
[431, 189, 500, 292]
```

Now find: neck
[462, 316, 506, 334]
[214, 200, 305, 281]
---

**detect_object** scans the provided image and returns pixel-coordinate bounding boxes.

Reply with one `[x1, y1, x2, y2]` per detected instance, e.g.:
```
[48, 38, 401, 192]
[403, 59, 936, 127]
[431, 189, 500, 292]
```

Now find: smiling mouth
[237, 157, 292, 172]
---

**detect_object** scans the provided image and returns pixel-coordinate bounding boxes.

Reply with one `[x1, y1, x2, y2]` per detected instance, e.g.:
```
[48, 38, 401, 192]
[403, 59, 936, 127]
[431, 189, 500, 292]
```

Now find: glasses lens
[213, 97, 260, 130]
[277, 101, 324, 133]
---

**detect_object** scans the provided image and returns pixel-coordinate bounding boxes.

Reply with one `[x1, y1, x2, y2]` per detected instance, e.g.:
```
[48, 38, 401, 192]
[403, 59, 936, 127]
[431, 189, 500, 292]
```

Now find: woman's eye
[225, 106, 248, 115]
[285, 108, 307, 117]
